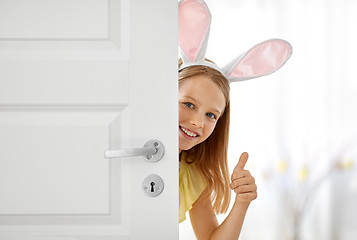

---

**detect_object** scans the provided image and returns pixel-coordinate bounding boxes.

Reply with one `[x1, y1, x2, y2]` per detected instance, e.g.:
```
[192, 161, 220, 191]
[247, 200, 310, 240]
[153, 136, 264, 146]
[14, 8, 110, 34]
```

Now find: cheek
[178, 105, 185, 122]
[203, 121, 217, 138]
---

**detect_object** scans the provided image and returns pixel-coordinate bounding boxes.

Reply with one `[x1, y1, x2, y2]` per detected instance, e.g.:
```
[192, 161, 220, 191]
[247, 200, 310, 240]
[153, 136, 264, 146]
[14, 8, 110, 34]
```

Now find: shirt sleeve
[179, 158, 207, 223]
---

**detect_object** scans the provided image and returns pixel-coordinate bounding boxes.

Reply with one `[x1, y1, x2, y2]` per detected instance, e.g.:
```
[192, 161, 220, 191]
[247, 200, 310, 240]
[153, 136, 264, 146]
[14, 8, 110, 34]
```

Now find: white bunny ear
[178, 0, 211, 63]
[222, 39, 293, 82]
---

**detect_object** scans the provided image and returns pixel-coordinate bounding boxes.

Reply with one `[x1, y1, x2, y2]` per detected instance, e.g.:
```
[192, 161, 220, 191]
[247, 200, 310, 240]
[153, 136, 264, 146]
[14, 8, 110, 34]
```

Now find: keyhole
[150, 182, 155, 192]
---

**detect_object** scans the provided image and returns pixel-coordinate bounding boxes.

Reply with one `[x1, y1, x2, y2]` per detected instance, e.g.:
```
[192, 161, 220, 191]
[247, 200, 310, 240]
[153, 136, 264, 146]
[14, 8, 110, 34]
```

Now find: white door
[0, 0, 178, 239]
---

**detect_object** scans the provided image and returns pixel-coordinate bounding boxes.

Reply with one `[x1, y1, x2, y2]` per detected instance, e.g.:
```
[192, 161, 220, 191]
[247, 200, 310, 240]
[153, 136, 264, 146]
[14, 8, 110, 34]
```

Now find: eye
[184, 102, 194, 109]
[206, 112, 216, 119]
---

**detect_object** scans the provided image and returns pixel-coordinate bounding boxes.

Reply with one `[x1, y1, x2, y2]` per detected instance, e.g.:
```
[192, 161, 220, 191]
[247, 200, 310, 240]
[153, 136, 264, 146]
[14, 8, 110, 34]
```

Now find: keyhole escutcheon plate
[142, 174, 164, 197]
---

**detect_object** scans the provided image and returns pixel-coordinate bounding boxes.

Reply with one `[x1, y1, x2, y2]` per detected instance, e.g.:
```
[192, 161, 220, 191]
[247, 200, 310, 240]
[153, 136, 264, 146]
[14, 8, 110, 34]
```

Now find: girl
[178, 0, 292, 239]
[179, 59, 257, 239]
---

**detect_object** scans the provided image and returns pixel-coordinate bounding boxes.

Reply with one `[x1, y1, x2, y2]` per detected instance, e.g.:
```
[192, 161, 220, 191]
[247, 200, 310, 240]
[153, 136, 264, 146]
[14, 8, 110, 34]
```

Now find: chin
[179, 146, 191, 151]
[179, 143, 194, 152]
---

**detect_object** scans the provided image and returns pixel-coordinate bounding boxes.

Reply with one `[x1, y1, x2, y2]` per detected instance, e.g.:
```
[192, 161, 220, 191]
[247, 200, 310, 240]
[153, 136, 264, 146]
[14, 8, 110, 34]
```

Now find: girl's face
[179, 75, 226, 153]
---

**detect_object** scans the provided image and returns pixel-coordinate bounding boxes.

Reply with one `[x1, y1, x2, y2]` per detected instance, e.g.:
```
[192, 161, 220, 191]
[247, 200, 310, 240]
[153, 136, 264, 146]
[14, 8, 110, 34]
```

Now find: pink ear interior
[230, 40, 292, 78]
[178, 0, 210, 62]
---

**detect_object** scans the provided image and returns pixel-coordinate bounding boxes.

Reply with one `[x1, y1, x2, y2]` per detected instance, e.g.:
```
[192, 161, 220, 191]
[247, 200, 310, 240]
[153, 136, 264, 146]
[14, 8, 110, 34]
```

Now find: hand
[230, 152, 257, 204]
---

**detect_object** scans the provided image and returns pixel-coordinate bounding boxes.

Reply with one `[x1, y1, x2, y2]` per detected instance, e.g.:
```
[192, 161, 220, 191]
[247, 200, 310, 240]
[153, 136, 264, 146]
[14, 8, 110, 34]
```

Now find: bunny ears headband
[178, 0, 293, 83]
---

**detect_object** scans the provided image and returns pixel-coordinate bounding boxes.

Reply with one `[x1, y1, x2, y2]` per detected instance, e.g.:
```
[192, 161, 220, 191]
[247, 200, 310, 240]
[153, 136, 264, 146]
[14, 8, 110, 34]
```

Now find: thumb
[235, 152, 249, 170]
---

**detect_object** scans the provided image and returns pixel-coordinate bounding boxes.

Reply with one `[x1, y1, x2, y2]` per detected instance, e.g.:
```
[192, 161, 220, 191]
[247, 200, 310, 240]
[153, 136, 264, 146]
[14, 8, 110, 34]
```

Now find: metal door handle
[104, 139, 164, 162]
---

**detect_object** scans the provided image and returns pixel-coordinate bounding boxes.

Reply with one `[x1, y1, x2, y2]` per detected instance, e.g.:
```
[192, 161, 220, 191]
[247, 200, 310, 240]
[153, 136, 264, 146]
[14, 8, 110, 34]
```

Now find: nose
[190, 113, 204, 128]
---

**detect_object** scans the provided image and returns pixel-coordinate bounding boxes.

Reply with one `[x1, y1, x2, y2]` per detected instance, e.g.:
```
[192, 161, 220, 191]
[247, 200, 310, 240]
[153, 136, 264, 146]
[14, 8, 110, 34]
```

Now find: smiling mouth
[180, 126, 199, 138]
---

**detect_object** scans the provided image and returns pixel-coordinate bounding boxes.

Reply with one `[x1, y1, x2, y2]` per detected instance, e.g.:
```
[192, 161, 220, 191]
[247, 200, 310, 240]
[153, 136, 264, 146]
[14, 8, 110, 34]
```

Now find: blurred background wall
[179, 0, 357, 239]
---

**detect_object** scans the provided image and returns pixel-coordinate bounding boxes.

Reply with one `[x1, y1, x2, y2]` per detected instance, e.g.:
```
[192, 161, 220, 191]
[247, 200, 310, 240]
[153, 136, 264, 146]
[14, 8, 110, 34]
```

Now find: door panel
[0, 0, 109, 39]
[0, 0, 178, 239]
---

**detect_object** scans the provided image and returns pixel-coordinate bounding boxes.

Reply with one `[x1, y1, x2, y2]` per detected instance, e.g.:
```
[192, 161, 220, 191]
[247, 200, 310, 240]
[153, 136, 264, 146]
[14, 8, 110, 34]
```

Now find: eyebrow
[184, 96, 201, 105]
[183, 95, 223, 116]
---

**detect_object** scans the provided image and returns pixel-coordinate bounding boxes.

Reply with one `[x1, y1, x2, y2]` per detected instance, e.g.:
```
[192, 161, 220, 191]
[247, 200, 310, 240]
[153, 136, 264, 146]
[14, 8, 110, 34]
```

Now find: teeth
[181, 127, 197, 137]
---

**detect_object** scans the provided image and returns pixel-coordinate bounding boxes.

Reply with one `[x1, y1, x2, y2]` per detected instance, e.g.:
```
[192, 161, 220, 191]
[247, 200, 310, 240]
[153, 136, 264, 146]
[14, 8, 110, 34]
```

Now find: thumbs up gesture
[230, 152, 257, 204]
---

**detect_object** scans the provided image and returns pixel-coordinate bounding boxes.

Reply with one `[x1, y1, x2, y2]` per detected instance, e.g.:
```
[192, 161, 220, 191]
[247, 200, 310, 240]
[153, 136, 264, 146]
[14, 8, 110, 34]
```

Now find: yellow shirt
[179, 153, 207, 223]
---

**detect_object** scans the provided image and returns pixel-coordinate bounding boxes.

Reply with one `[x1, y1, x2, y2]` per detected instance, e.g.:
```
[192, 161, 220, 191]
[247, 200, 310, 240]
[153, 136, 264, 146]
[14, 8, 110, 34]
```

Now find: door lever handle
[104, 139, 164, 162]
